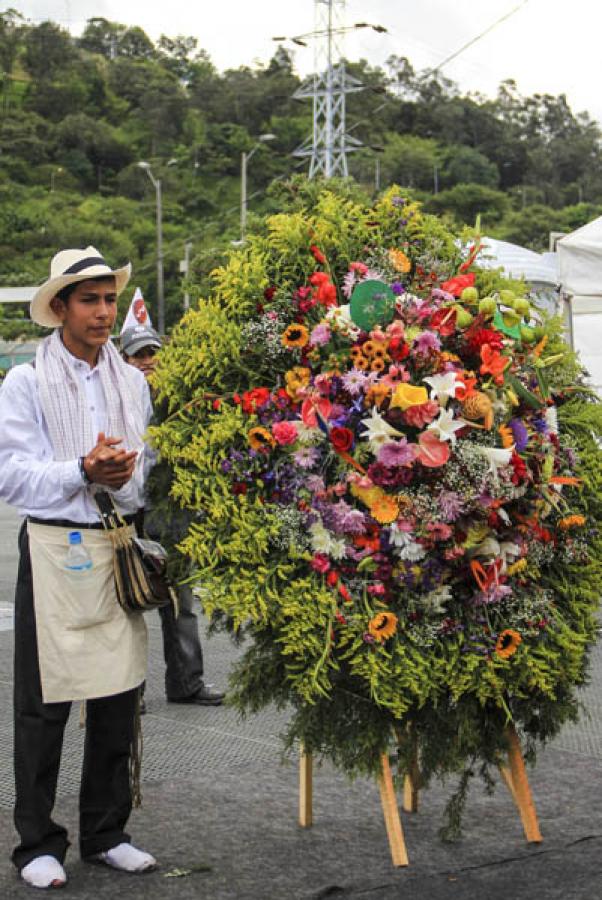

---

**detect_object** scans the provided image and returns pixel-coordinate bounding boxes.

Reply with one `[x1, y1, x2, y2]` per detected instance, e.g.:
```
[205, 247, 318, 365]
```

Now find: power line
[427, 1, 530, 77]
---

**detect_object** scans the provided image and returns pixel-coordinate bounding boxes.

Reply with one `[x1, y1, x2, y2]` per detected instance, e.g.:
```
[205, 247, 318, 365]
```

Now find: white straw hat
[30, 245, 132, 327]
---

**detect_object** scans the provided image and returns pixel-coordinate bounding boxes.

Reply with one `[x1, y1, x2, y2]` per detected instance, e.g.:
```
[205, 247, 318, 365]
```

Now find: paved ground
[1, 500, 602, 898]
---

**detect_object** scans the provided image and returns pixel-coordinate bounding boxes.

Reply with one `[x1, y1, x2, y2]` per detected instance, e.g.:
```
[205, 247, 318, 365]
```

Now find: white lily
[360, 407, 403, 450]
[475, 444, 514, 485]
[427, 407, 468, 445]
[471, 537, 521, 572]
[423, 371, 464, 406]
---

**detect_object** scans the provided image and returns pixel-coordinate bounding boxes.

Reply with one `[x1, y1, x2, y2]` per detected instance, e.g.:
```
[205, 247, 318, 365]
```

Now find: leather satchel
[95, 490, 177, 614]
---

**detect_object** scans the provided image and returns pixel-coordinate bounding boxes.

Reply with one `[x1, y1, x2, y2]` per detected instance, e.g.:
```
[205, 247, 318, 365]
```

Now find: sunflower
[354, 356, 369, 371]
[495, 629, 522, 659]
[362, 340, 377, 358]
[370, 494, 400, 524]
[282, 323, 310, 348]
[248, 427, 276, 451]
[388, 248, 411, 273]
[350, 346, 363, 360]
[370, 357, 386, 373]
[368, 611, 398, 642]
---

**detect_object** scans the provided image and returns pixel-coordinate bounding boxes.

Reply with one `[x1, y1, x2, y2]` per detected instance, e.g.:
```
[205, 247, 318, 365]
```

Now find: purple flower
[413, 331, 441, 354]
[532, 415, 548, 434]
[392, 196, 406, 208]
[377, 440, 416, 468]
[438, 490, 465, 522]
[342, 271, 357, 299]
[391, 281, 405, 296]
[306, 475, 325, 494]
[367, 462, 399, 488]
[509, 418, 529, 452]
[310, 323, 331, 346]
[329, 500, 367, 535]
[342, 368, 369, 397]
[293, 447, 320, 469]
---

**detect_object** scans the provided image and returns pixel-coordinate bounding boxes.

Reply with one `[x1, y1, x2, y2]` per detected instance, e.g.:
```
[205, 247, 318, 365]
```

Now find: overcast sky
[9, 0, 602, 123]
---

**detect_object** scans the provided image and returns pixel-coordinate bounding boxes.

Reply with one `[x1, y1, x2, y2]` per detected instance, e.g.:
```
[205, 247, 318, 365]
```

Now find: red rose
[330, 427, 354, 453]
[388, 336, 410, 362]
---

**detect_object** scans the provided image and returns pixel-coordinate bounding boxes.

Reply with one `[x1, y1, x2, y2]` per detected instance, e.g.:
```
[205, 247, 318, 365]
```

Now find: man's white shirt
[0, 350, 152, 522]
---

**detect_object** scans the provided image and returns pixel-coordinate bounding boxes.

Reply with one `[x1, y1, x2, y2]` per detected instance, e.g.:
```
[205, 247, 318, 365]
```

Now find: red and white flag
[121, 287, 152, 333]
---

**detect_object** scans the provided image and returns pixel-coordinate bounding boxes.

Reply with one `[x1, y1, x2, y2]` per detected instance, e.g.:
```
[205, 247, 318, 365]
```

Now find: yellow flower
[361, 340, 378, 358]
[282, 323, 309, 348]
[365, 383, 391, 408]
[390, 383, 429, 411]
[370, 357, 386, 373]
[285, 366, 311, 400]
[350, 481, 382, 507]
[388, 248, 411, 273]
[368, 611, 398, 642]
[248, 427, 276, 451]
[355, 356, 369, 371]
[370, 494, 400, 524]
[507, 559, 527, 576]
[495, 629, 522, 659]
[558, 514, 586, 530]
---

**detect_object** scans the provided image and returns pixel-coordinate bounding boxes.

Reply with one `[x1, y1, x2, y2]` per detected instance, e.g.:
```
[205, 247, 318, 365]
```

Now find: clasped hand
[83, 432, 138, 489]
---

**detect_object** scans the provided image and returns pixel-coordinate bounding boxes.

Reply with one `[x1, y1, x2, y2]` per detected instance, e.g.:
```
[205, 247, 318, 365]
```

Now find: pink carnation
[272, 420, 298, 446]
[311, 554, 331, 573]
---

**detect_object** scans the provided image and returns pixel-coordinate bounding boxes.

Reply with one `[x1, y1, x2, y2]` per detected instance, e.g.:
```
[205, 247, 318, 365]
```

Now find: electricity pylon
[293, 0, 364, 178]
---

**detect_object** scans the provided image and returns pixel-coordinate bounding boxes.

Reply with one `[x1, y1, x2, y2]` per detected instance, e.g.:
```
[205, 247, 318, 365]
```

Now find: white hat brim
[30, 262, 132, 328]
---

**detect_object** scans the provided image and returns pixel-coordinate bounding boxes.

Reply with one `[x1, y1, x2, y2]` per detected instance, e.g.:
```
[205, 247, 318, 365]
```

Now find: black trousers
[160, 584, 204, 700]
[12, 523, 138, 871]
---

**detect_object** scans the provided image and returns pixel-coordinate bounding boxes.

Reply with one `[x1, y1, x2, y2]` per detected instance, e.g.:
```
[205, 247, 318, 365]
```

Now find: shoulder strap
[94, 490, 127, 530]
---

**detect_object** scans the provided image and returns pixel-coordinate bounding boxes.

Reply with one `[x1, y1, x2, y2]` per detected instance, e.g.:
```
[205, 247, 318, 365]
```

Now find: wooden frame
[298, 723, 541, 867]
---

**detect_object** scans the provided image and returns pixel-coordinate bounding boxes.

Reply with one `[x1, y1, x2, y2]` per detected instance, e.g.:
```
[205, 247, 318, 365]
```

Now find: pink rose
[272, 421, 298, 446]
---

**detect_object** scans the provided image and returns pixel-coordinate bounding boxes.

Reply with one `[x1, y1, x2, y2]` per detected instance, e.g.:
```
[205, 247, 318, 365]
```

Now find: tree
[426, 183, 509, 227]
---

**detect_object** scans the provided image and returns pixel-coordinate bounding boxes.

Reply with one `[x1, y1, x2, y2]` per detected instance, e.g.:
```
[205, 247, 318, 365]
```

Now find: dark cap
[120, 325, 162, 356]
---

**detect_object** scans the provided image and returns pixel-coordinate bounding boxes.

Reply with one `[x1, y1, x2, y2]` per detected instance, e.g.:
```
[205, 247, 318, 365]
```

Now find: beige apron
[27, 521, 148, 703]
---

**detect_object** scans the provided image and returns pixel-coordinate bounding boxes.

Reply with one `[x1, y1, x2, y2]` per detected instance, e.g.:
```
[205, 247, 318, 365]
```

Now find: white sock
[21, 855, 67, 889]
[93, 842, 157, 873]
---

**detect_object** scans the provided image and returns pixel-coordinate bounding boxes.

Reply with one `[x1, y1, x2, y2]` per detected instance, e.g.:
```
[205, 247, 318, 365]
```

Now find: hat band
[62, 256, 107, 275]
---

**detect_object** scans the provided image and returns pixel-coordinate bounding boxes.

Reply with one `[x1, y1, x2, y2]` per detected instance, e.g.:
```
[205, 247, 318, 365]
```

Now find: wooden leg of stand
[299, 747, 313, 827]
[402, 748, 420, 813]
[378, 754, 409, 867]
[499, 764, 518, 808]
[505, 725, 542, 843]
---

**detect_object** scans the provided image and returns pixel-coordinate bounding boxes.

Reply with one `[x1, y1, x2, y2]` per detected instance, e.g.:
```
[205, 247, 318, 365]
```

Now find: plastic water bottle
[64, 531, 93, 572]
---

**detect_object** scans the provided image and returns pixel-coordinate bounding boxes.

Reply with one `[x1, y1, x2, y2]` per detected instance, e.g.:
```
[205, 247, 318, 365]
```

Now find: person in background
[0, 246, 157, 889]
[121, 324, 224, 709]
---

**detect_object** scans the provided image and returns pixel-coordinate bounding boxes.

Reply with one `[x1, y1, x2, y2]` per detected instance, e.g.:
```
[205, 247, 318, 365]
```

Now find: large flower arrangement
[149, 183, 602, 835]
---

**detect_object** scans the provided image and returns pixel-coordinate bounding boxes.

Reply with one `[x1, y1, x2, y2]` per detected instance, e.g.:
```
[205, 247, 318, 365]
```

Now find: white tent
[478, 236, 559, 291]
[558, 218, 602, 393]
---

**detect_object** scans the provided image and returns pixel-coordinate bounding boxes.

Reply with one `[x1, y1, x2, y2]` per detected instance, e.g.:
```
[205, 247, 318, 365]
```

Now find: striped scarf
[35, 329, 145, 460]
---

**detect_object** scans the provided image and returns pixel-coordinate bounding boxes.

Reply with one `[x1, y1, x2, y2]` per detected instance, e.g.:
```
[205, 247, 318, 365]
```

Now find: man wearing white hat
[0, 247, 157, 888]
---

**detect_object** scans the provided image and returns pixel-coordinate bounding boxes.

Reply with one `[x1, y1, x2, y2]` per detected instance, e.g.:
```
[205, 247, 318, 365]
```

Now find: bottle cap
[68, 531, 82, 545]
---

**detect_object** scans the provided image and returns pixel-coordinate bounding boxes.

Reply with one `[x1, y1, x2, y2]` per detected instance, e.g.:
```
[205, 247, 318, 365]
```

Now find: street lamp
[240, 134, 276, 244]
[137, 160, 175, 335]
[50, 167, 64, 193]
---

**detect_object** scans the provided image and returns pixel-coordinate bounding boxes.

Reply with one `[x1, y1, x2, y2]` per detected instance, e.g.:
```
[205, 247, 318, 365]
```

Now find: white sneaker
[91, 842, 157, 873]
[21, 855, 67, 889]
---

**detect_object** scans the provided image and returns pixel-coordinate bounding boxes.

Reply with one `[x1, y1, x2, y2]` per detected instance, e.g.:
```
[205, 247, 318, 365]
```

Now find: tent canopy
[557, 216, 602, 301]
[478, 236, 558, 287]
[0, 287, 36, 304]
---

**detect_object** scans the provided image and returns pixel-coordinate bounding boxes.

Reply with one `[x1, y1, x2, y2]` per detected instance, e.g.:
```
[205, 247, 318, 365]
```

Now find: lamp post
[50, 167, 64, 193]
[240, 134, 276, 243]
[137, 161, 165, 334]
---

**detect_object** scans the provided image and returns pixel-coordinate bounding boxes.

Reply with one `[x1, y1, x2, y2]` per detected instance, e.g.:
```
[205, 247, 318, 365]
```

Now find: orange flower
[365, 383, 391, 407]
[362, 340, 377, 359]
[369, 494, 400, 524]
[558, 515, 586, 530]
[495, 629, 522, 659]
[355, 356, 369, 371]
[498, 424, 514, 449]
[388, 248, 411, 273]
[368, 611, 398, 642]
[532, 335, 548, 358]
[285, 366, 311, 400]
[480, 344, 510, 384]
[370, 357, 386, 373]
[455, 372, 478, 401]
